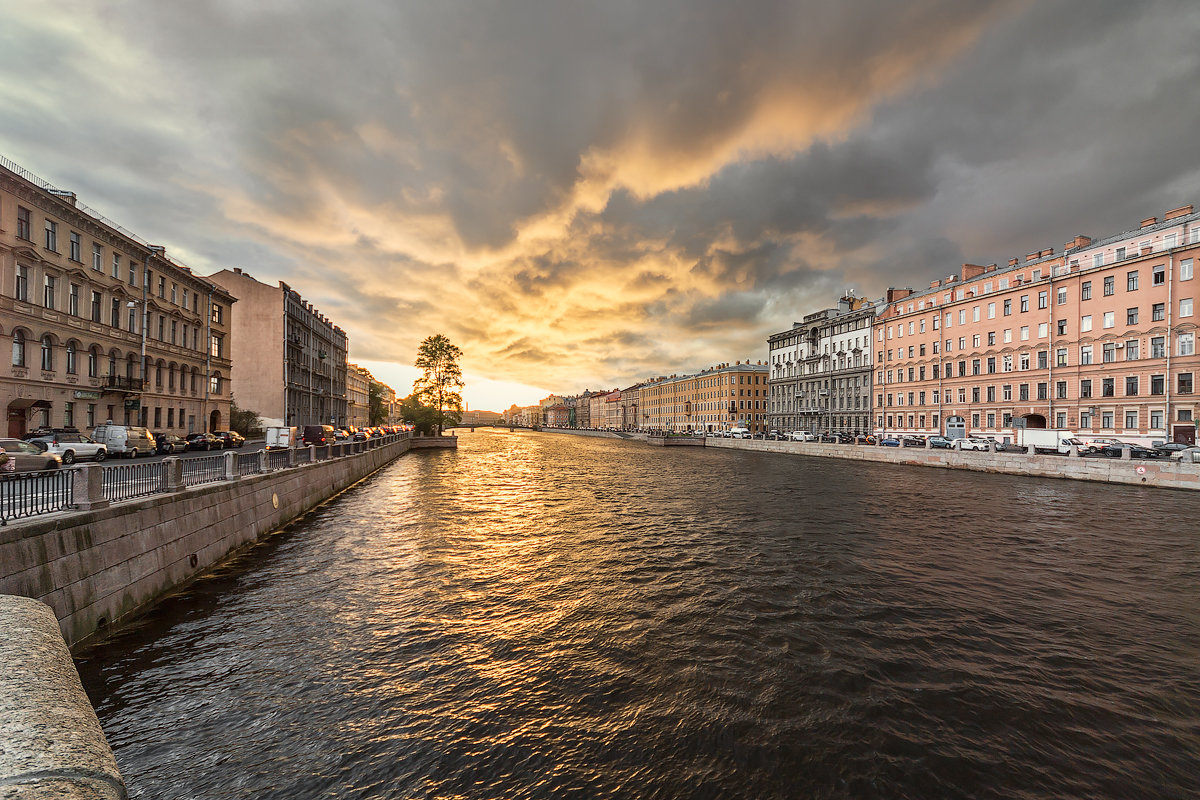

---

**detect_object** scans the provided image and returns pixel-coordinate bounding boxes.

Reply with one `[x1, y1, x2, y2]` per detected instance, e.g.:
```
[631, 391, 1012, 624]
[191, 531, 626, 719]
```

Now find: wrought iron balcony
[104, 375, 143, 392]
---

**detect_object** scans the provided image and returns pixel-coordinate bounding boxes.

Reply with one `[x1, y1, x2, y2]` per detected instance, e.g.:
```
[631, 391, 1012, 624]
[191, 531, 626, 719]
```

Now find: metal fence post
[288, 446, 297, 467]
[259, 450, 267, 473]
[224, 450, 237, 480]
[309, 444, 316, 463]
[72, 464, 109, 511]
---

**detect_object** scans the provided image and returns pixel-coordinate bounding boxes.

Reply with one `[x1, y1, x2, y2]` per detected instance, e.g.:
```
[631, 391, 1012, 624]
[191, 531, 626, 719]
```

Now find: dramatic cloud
[3, 1, 1198, 407]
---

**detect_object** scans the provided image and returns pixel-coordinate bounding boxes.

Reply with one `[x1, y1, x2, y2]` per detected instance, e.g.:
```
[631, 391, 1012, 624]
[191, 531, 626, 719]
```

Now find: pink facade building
[873, 205, 1200, 445]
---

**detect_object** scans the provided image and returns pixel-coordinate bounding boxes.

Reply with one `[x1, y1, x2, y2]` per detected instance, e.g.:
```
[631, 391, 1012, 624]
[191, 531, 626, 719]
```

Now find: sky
[3, 1, 1199, 411]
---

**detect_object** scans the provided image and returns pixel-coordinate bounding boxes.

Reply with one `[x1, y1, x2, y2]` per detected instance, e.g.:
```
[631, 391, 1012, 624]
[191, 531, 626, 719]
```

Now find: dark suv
[302, 425, 335, 445]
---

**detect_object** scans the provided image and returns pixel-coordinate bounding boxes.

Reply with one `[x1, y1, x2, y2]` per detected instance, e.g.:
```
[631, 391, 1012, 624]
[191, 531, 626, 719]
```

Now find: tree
[229, 399, 263, 436]
[412, 334, 464, 434]
[398, 393, 439, 435]
[368, 381, 387, 426]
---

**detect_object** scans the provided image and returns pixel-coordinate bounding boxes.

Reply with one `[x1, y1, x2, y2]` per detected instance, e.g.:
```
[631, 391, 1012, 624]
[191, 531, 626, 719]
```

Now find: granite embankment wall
[0, 595, 124, 799]
[705, 437, 1200, 490]
[0, 437, 412, 650]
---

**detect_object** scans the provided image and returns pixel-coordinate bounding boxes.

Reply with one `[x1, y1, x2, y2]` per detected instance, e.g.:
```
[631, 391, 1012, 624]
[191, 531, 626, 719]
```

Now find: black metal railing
[182, 455, 226, 487]
[102, 461, 166, 502]
[0, 470, 74, 526]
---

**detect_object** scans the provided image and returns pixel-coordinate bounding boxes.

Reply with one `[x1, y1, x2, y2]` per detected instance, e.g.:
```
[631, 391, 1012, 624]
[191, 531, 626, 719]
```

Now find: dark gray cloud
[2, 1, 1198, 403]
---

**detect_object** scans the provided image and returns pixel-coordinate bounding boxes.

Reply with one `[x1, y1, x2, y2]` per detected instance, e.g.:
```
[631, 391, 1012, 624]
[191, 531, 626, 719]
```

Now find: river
[76, 429, 1200, 799]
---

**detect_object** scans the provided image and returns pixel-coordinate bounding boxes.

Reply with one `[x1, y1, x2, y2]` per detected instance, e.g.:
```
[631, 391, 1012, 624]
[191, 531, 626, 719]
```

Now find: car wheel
[61, 450, 76, 465]
[128, 448, 137, 459]
[95, 450, 106, 462]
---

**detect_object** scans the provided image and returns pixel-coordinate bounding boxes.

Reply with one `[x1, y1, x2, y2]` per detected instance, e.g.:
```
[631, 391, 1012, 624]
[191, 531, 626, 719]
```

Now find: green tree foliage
[412, 334, 464, 434]
[229, 399, 263, 436]
[368, 381, 387, 426]
[398, 393, 439, 435]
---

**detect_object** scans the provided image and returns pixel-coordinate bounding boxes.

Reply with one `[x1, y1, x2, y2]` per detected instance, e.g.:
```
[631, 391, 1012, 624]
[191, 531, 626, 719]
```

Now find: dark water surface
[76, 430, 1200, 799]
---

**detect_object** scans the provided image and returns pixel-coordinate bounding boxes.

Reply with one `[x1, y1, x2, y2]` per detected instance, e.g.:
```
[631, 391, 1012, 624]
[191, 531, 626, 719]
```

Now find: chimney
[1008, 258, 1019, 267]
[886, 287, 913, 303]
[1025, 253, 1040, 262]
[945, 274, 957, 284]
[233, 267, 242, 275]
[984, 264, 997, 273]
[961, 263, 987, 281]
[1141, 216, 1157, 228]
[930, 279, 942, 289]
[1164, 205, 1194, 221]
[1039, 248, 1054, 258]
[1066, 235, 1092, 251]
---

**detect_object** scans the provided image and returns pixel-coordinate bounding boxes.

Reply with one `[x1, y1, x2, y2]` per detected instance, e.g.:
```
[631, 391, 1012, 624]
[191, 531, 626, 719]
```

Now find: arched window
[209, 372, 222, 395]
[156, 363, 163, 387]
[65, 341, 77, 374]
[168, 364, 176, 390]
[191, 367, 198, 393]
[126, 354, 137, 380]
[40, 335, 54, 371]
[88, 346, 100, 378]
[108, 353, 117, 377]
[12, 331, 26, 367]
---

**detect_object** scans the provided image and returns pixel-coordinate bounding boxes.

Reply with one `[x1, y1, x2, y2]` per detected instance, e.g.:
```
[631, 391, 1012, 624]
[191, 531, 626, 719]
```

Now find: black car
[1099, 441, 1164, 459]
[1155, 442, 1192, 455]
[154, 432, 190, 454]
[302, 424, 336, 446]
[186, 432, 221, 451]
[213, 430, 245, 449]
[901, 435, 926, 447]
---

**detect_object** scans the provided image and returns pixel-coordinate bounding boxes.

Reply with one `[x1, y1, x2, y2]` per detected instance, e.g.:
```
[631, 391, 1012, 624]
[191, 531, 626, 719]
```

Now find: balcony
[104, 375, 143, 393]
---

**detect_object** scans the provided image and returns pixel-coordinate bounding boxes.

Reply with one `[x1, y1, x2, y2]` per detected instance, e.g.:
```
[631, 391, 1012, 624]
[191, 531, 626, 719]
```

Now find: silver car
[24, 430, 107, 464]
[0, 438, 63, 472]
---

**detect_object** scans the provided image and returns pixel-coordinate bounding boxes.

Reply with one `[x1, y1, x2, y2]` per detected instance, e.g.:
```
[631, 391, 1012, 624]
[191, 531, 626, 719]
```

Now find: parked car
[1155, 442, 1193, 455]
[302, 425, 336, 446]
[1082, 437, 1123, 455]
[880, 437, 901, 447]
[90, 424, 156, 459]
[0, 438, 62, 472]
[854, 435, 876, 445]
[23, 428, 107, 464]
[186, 432, 221, 451]
[213, 430, 245, 449]
[958, 437, 992, 451]
[154, 433, 190, 454]
[789, 431, 814, 441]
[1169, 445, 1200, 462]
[1098, 441, 1164, 459]
[927, 435, 954, 449]
[901, 435, 926, 447]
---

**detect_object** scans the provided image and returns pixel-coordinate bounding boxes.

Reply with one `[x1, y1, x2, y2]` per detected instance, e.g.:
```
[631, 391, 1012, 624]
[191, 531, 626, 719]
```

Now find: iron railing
[102, 461, 167, 502]
[0, 470, 74, 526]
[235, 452, 260, 476]
[265, 450, 291, 471]
[182, 455, 226, 487]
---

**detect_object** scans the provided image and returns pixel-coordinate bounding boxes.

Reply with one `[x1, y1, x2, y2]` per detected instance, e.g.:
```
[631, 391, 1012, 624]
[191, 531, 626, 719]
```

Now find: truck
[1015, 428, 1087, 454]
[265, 426, 299, 450]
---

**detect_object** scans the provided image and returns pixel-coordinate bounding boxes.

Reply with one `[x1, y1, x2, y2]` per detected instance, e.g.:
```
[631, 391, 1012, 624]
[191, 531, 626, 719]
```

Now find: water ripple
[76, 430, 1200, 799]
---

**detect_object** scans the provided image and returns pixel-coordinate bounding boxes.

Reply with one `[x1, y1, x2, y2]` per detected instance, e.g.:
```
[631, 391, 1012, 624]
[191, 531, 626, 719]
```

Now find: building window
[1003, 299, 1012, 316]
[64, 402, 74, 428]
[1056, 380, 1067, 399]
[93, 242, 103, 270]
[1151, 336, 1166, 358]
[111, 298, 121, 329]
[1080, 345, 1093, 365]
[1151, 410, 1164, 429]
[1102, 343, 1117, 363]
[209, 374, 222, 395]
[1182, 259, 1194, 281]
[1080, 412, 1091, 428]
[40, 335, 54, 371]
[1056, 348, 1067, 366]
[1037, 350, 1048, 369]
[1151, 374, 1165, 395]
[1101, 412, 1114, 429]
[69, 231, 81, 261]
[1126, 376, 1138, 396]
[158, 276, 166, 298]
[1081, 315, 1092, 332]
[1181, 298, 1194, 318]
[1103, 311, 1114, 328]
[1080, 379, 1092, 398]
[1126, 307, 1138, 325]
[1126, 340, 1139, 360]
[1019, 384, 1030, 401]
[210, 335, 223, 358]
[1127, 271, 1139, 291]
[12, 331, 26, 367]
[1020, 296, 1029, 313]
[1038, 291, 1048, 309]
[1153, 265, 1166, 285]
[1037, 382, 1048, 400]
[212, 304, 224, 324]
[16, 206, 32, 240]
[44, 219, 58, 251]
[1179, 373, 1194, 394]
[1003, 384, 1012, 401]
[42, 275, 56, 309]
[1180, 332, 1196, 356]
[1101, 378, 1115, 397]
[1152, 303, 1165, 321]
[1056, 412, 1067, 428]
[1057, 287, 1067, 305]
[1103, 276, 1115, 296]
[65, 342, 76, 374]
[1124, 410, 1137, 429]
[1081, 281, 1091, 300]
[87, 347, 98, 377]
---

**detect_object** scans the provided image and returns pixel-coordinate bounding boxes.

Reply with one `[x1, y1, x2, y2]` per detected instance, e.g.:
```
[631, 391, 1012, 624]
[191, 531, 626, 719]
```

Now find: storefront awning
[7, 398, 52, 410]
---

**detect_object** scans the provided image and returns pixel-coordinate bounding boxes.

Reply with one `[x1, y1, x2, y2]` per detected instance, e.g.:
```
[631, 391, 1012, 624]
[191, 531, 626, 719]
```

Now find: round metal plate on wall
[272, 493, 279, 509]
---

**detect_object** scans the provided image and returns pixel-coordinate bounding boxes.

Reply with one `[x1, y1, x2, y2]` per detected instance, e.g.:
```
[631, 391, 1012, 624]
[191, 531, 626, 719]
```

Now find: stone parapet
[0, 595, 125, 799]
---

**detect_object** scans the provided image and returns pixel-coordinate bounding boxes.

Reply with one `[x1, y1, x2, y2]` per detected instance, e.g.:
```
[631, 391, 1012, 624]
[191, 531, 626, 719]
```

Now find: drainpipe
[1165, 250, 1174, 442]
[203, 284, 213, 432]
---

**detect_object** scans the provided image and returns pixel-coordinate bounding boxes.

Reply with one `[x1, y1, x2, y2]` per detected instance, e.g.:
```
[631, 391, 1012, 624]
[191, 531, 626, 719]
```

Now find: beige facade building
[640, 361, 770, 433]
[208, 268, 348, 428]
[874, 205, 1200, 445]
[1, 158, 234, 436]
[347, 363, 371, 427]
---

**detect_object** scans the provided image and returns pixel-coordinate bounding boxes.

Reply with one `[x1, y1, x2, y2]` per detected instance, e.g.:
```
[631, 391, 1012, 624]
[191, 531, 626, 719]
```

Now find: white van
[265, 426, 299, 450]
[728, 427, 751, 438]
[91, 424, 156, 458]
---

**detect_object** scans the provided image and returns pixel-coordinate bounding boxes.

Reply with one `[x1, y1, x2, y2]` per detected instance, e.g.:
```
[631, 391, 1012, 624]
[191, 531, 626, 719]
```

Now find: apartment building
[1, 158, 235, 436]
[640, 361, 769, 433]
[767, 294, 876, 436]
[208, 268, 348, 428]
[874, 205, 1200, 445]
[347, 363, 371, 427]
